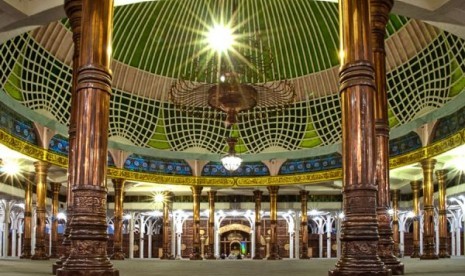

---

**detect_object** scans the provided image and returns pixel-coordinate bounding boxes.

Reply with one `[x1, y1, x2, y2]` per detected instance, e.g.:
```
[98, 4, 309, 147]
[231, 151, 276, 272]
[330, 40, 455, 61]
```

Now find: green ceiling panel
[4, 56, 24, 101]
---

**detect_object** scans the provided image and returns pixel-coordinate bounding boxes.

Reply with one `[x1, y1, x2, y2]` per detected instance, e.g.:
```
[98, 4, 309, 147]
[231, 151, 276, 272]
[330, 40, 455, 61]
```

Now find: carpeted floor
[0, 257, 464, 275]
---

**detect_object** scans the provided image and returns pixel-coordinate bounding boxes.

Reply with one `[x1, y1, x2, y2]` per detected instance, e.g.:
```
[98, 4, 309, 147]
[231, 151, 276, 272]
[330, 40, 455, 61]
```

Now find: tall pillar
[190, 186, 203, 260]
[54, 0, 82, 274]
[329, 0, 389, 275]
[436, 170, 450, 258]
[139, 215, 144, 259]
[128, 214, 134, 259]
[206, 191, 216, 259]
[420, 158, 438, 260]
[371, 1, 403, 273]
[57, 0, 118, 274]
[111, 178, 125, 260]
[161, 192, 173, 259]
[300, 190, 310, 259]
[31, 161, 50, 260]
[20, 172, 34, 259]
[391, 190, 400, 257]
[253, 190, 263, 259]
[50, 182, 62, 258]
[267, 186, 280, 260]
[410, 180, 421, 258]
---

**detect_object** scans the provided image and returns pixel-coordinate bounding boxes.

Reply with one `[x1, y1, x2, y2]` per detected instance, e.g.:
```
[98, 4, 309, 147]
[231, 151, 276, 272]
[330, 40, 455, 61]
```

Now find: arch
[218, 223, 251, 235]
[279, 153, 342, 175]
[124, 153, 193, 175]
[389, 131, 422, 157]
[430, 106, 465, 143]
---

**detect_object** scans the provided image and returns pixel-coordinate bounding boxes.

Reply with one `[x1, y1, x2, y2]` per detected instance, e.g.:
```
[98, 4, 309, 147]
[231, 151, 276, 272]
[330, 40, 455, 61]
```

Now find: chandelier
[221, 137, 242, 172]
[170, 28, 295, 127]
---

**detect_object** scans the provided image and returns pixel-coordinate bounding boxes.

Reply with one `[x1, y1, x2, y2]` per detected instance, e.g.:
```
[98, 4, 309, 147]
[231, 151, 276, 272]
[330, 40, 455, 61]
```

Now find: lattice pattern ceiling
[0, 0, 465, 157]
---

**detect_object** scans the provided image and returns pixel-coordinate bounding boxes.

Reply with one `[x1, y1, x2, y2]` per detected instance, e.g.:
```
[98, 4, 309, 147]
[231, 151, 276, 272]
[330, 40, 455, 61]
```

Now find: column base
[20, 254, 32, 259]
[53, 263, 63, 275]
[110, 252, 125, 260]
[410, 251, 420, 258]
[31, 254, 50, 260]
[385, 263, 404, 275]
[329, 269, 392, 276]
[380, 253, 404, 275]
[190, 254, 203, 260]
[419, 254, 439, 260]
[57, 269, 119, 276]
[438, 252, 450, 258]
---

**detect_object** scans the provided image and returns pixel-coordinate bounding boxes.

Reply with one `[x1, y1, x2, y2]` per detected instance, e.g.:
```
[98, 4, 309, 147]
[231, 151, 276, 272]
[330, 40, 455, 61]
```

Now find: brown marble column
[410, 180, 421, 258]
[31, 161, 50, 260]
[436, 169, 450, 258]
[267, 186, 280, 260]
[206, 190, 216, 259]
[253, 190, 263, 260]
[420, 159, 438, 260]
[50, 182, 62, 258]
[20, 172, 34, 259]
[300, 190, 310, 259]
[329, 0, 389, 275]
[371, 0, 403, 274]
[57, 0, 118, 274]
[54, 0, 82, 274]
[190, 186, 203, 260]
[111, 178, 125, 260]
[391, 190, 400, 257]
[161, 192, 173, 260]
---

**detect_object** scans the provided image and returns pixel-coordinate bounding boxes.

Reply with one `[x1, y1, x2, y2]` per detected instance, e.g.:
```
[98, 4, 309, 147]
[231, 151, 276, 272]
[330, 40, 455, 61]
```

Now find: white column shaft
[129, 215, 135, 259]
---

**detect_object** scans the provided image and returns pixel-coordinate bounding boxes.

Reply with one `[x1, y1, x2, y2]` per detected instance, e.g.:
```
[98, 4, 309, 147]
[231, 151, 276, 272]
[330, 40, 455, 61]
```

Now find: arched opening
[218, 224, 251, 258]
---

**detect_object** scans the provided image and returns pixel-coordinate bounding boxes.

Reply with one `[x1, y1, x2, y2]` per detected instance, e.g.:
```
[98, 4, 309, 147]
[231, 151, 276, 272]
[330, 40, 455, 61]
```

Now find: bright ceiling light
[207, 24, 234, 53]
[154, 192, 165, 203]
[1, 158, 21, 176]
[406, 211, 415, 218]
[221, 137, 242, 172]
[309, 209, 320, 216]
[57, 212, 67, 220]
[454, 157, 465, 171]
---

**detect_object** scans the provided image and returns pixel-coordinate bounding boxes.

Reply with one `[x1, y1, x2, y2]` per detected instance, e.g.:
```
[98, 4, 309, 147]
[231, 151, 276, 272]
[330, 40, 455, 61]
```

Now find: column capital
[410, 180, 422, 191]
[33, 161, 50, 173]
[267, 186, 279, 195]
[435, 169, 448, 181]
[299, 190, 309, 198]
[370, 0, 394, 31]
[50, 182, 62, 193]
[420, 158, 437, 171]
[190, 185, 203, 196]
[111, 178, 126, 186]
[253, 189, 263, 199]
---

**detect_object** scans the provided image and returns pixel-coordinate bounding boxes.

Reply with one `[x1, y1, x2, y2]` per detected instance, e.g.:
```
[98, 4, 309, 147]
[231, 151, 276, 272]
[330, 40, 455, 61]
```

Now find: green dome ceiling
[110, 0, 405, 80]
[0, 0, 465, 160]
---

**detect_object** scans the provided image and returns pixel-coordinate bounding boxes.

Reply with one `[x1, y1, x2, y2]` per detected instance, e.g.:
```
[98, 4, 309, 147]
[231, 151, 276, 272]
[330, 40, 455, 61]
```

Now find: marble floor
[0, 257, 464, 276]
